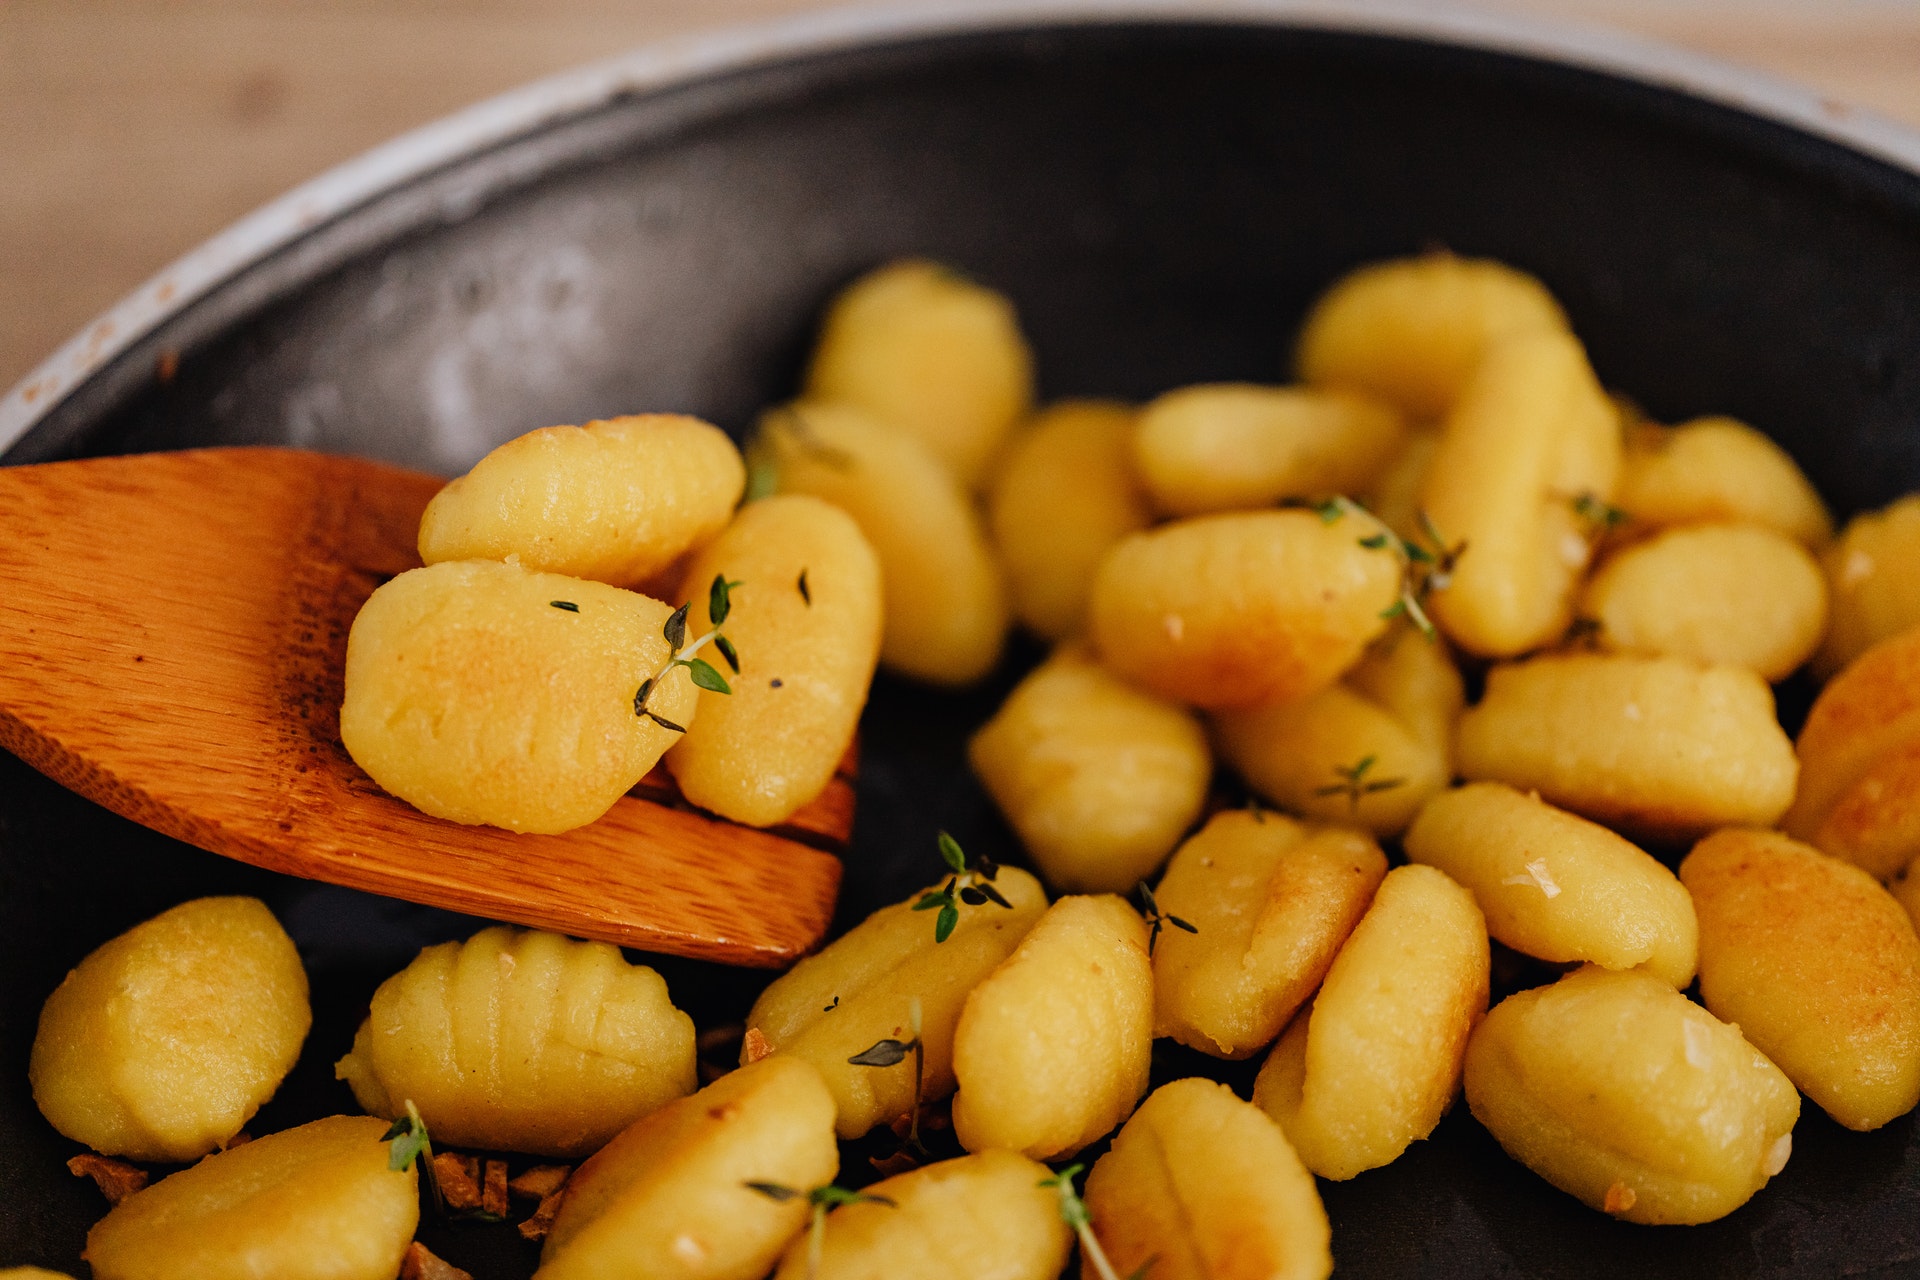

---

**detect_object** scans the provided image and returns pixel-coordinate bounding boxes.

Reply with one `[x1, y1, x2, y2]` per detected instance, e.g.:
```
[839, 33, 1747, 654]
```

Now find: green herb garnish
[549, 600, 579, 612]
[634, 573, 742, 729]
[1313, 754, 1407, 813]
[798, 569, 812, 605]
[1039, 1164, 1149, 1280]
[849, 997, 929, 1155]
[745, 1181, 897, 1280]
[1134, 880, 1198, 958]
[381, 1100, 443, 1213]
[1353, 506, 1465, 641]
[1569, 490, 1631, 532]
[912, 832, 1011, 943]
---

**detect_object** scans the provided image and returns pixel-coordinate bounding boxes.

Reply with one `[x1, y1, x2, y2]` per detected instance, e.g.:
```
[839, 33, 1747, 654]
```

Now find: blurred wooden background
[5, 0, 1920, 393]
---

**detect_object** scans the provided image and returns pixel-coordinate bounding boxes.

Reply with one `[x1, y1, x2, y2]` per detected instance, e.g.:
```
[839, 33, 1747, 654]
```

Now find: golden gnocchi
[84, 1116, 417, 1280]
[1681, 828, 1920, 1132]
[950, 895, 1152, 1159]
[968, 646, 1210, 893]
[1816, 494, 1920, 679]
[537, 1056, 838, 1280]
[665, 494, 881, 827]
[1130, 383, 1406, 516]
[1253, 864, 1488, 1180]
[986, 399, 1152, 640]
[417, 414, 745, 589]
[804, 259, 1034, 488]
[1403, 782, 1697, 987]
[756, 401, 1009, 686]
[340, 558, 699, 834]
[1455, 651, 1798, 840]
[1151, 812, 1387, 1061]
[743, 866, 1047, 1139]
[1088, 507, 1402, 708]
[1085, 1078, 1332, 1280]
[1464, 965, 1799, 1225]
[1296, 252, 1569, 419]
[1616, 415, 1832, 549]
[30, 896, 308, 1163]
[335, 926, 696, 1158]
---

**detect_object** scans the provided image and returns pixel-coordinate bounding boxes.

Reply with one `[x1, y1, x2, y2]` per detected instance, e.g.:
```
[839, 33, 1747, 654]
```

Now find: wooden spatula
[0, 448, 845, 967]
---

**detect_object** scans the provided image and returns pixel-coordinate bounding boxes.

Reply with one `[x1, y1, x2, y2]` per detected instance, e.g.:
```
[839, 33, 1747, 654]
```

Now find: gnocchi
[30, 896, 308, 1163]
[1152, 810, 1387, 1059]
[1464, 965, 1799, 1225]
[335, 926, 696, 1158]
[1253, 864, 1489, 1180]
[968, 646, 1210, 893]
[1088, 508, 1402, 708]
[339, 558, 699, 834]
[1616, 415, 1832, 549]
[951, 895, 1152, 1159]
[1816, 494, 1920, 679]
[417, 414, 745, 590]
[665, 494, 882, 827]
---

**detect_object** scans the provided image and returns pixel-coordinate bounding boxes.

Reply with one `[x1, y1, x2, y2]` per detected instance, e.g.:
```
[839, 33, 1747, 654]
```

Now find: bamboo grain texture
[0, 448, 845, 967]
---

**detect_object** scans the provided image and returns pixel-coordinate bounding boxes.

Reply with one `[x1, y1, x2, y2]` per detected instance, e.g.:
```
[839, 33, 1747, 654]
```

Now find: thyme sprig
[1568, 489, 1631, 533]
[381, 1101, 443, 1212]
[633, 574, 741, 732]
[1134, 880, 1197, 957]
[1317, 499, 1463, 641]
[1314, 754, 1407, 813]
[1039, 1164, 1150, 1280]
[912, 832, 1011, 943]
[849, 997, 928, 1155]
[745, 1180, 896, 1280]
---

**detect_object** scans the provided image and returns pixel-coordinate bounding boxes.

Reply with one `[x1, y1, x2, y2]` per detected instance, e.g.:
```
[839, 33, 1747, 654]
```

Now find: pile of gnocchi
[22, 249, 1920, 1280]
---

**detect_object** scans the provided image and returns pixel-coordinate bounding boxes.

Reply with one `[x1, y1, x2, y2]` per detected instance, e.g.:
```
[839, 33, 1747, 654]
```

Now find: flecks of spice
[798, 569, 812, 605]
[770, 678, 784, 689]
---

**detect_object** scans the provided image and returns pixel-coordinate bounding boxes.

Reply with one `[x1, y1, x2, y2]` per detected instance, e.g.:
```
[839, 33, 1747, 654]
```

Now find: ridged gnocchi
[1420, 329, 1621, 657]
[339, 558, 699, 834]
[1403, 783, 1697, 988]
[1816, 494, 1920, 679]
[756, 401, 1009, 686]
[1578, 522, 1827, 681]
[1296, 252, 1569, 419]
[1615, 415, 1832, 549]
[1088, 508, 1402, 708]
[1152, 811, 1387, 1060]
[1212, 629, 1463, 837]
[968, 646, 1210, 893]
[1253, 864, 1489, 1179]
[84, 1116, 417, 1280]
[804, 259, 1034, 488]
[1086, 1078, 1332, 1280]
[537, 1056, 838, 1280]
[417, 414, 745, 589]
[30, 896, 308, 1163]
[1130, 383, 1406, 516]
[743, 867, 1047, 1139]
[986, 399, 1152, 641]
[665, 495, 881, 827]
[1464, 965, 1799, 1225]
[1682, 829, 1920, 1132]
[772, 1150, 1069, 1280]
[951, 895, 1152, 1159]
[1456, 651, 1798, 840]
[335, 926, 696, 1158]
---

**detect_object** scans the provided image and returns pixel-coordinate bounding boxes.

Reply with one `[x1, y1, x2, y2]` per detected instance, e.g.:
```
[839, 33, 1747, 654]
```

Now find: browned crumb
[868, 1149, 920, 1178]
[400, 1241, 473, 1280]
[432, 1152, 483, 1212]
[743, 1027, 774, 1063]
[1603, 1181, 1638, 1215]
[223, 1131, 253, 1149]
[507, 1164, 571, 1201]
[696, 1023, 745, 1054]
[483, 1159, 509, 1218]
[518, 1188, 567, 1242]
[67, 1154, 147, 1205]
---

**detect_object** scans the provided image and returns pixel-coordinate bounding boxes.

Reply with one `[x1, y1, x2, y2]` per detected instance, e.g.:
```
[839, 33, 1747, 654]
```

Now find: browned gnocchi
[986, 399, 1152, 640]
[30, 896, 309, 1163]
[1455, 651, 1798, 840]
[951, 894, 1152, 1159]
[417, 414, 745, 589]
[803, 259, 1034, 489]
[1403, 782, 1697, 988]
[1088, 507, 1402, 709]
[1085, 1078, 1332, 1280]
[1152, 810, 1387, 1059]
[1130, 383, 1407, 516]
[334, 926, 696, 1158]
[1253, 863, 1489, 1179]
[968, 646, 1210, 893]
[1682, 828, 1920, 1132]
[1464, 965, 1799, 1225]
[665, 494, 882, 827]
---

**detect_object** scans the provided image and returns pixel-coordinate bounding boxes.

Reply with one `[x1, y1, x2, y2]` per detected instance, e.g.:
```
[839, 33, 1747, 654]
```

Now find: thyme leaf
[1135, 880, 1198, 957]
[1313, 754, 1407, 813]
[548, 600, 579, 612]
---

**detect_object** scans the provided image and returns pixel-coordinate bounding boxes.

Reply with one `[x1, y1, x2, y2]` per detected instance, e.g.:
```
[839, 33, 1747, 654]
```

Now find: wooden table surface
[4, 0, 1919, 396]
